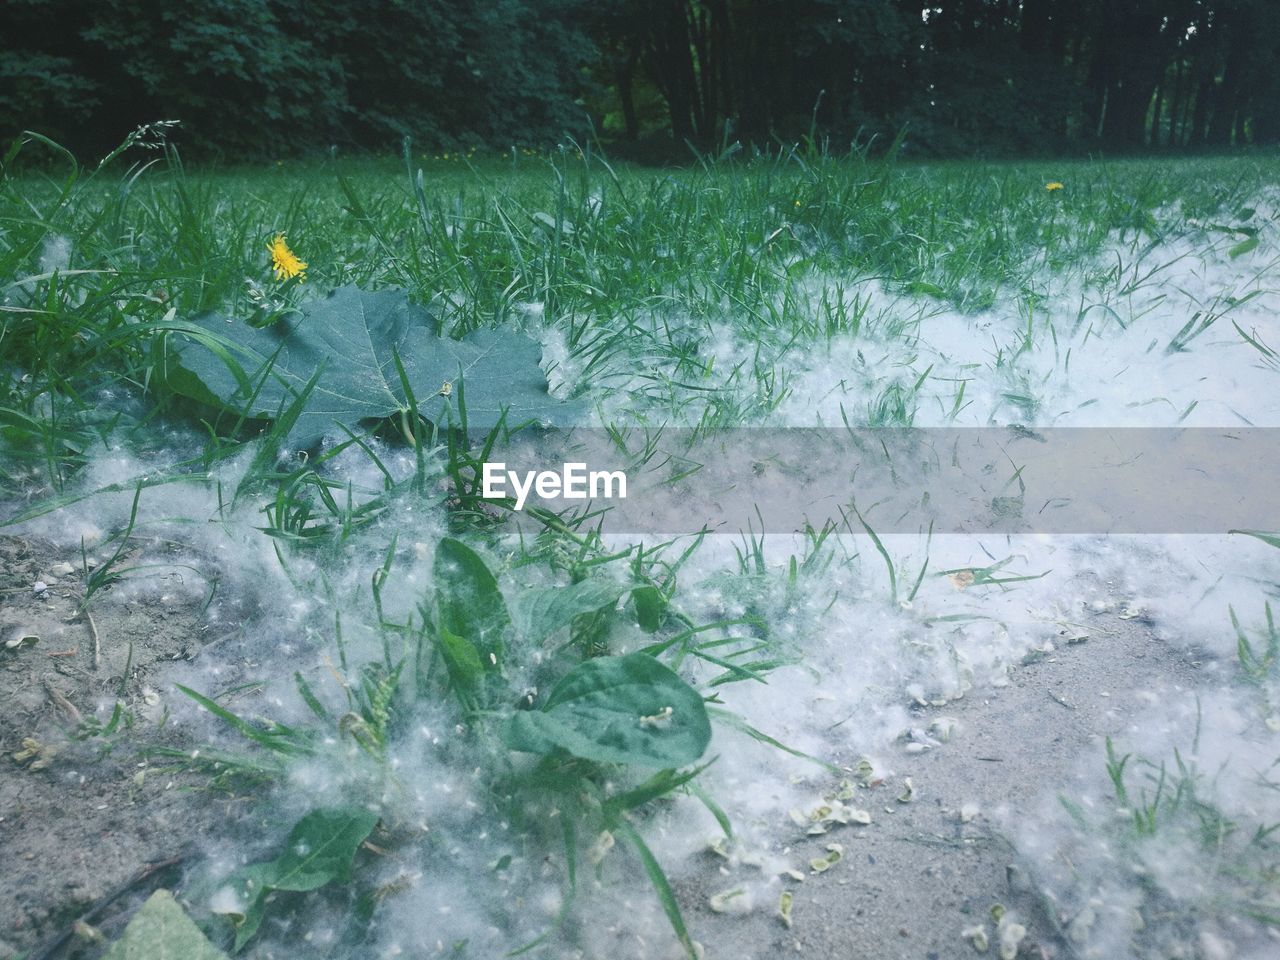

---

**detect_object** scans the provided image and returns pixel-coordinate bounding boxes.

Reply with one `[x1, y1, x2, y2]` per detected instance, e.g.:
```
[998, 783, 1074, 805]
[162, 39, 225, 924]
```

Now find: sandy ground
[0, 533, 1224, 960]
[0, 535, 227, 960]
[673, 572, 1213, 960]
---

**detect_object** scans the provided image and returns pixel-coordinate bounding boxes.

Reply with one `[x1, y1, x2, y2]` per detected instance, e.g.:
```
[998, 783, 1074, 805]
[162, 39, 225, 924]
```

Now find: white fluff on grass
[768, 229, 1280, 428]
[1013, 686, 1280, 959]
[542, 198, 1280, 430]
[38, 234, 73, 275]
[7, 201, 1280, 955]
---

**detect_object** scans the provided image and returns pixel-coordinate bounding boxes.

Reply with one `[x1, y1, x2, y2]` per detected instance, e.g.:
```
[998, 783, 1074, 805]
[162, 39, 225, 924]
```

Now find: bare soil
[0, 537, 1228, 960]
[673, 573, 1216, 960]
[0, 535, 227, 960]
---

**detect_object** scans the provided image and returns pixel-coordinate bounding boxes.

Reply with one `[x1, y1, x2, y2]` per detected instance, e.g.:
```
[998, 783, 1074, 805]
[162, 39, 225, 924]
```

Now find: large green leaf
[505, 653, 710, 767]
[435, 537, 510, 666]
[103, 890, 228, 960]
[511, 579, 629, 644]
[163, 285, 583, 445]
[258, 807, 378, 891]
[220, 807, 379, 951]
[437, 626, 485, 705]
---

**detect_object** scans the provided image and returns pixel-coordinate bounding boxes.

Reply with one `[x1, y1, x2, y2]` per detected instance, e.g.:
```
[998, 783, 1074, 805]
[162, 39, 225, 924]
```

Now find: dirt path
[0, 535, 226, 960]
[676, 576, 1213, 960]
[1, 536, 1223, 960]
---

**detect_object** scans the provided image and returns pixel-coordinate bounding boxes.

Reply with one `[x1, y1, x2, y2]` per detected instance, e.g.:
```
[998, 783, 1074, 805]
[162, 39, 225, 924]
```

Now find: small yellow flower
[267, 233, 307, 281]
[794, 199, 802, 207]
[1045, 181, 1064, 192]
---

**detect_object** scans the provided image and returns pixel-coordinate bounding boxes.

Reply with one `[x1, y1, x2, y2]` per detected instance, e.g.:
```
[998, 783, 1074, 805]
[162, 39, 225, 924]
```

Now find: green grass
[1045, 536, 1280, 953]
[5, 129, 1280, 958]
[5, 138, 1278, 497]
[1052, 699, 1280, 950]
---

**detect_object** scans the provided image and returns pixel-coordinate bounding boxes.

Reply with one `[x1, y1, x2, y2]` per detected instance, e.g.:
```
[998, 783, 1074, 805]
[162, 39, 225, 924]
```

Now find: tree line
[3, 0, 1278, 161]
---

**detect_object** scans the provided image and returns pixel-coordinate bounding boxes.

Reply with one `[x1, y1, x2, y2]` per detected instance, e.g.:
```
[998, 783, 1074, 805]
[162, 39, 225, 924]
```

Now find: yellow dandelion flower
[1045, 181, 1064, 192]
[268, 233, 307, 281]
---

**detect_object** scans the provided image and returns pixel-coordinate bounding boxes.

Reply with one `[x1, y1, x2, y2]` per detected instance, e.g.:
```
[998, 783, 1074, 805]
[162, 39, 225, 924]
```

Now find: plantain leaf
[505, 652, 710, 767]
[258, 807, 378, 892]
[220, 807, 378, 951]
[435, 537, 510, 666]
[511, 579, 629, 644]
[630, 585, 667, 633]
[163, 285, 584, 445]
[103, 890, 228, 960]
[437, 627, 484, 703]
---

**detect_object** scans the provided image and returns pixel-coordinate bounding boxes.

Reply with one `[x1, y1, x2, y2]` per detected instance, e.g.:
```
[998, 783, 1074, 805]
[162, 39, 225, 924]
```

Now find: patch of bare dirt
[671, 573, 1216, 960]
[0, 535, 231, 959]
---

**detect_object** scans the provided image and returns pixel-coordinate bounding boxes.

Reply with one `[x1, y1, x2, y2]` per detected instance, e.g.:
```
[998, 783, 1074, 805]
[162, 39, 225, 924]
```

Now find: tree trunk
[1167, 59, 1185, 146]
[615, 53, 640, 141]
[1207, 55, 1239, 145]
[644, 1, 698, 141]
[1190, 76, 1213, 144]
[1149, 78, 1164, 147]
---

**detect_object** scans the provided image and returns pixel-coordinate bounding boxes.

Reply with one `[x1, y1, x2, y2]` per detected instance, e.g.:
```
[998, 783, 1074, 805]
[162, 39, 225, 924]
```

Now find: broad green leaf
[512, 579, 628, 643]
[504, 653, 710, 767]
[103, 890, 228, 960]
[630, 585, 666, 633]
[435, 538, 510, 665]
[438, 627, 484, 701]
[224, 807, 378, 951]
[164, 285, 584, 445]
[261, 807, 378, 891]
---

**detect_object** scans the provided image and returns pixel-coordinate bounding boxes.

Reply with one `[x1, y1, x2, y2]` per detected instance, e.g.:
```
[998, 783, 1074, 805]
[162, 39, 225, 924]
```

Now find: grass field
[3, 134, 1280, 960]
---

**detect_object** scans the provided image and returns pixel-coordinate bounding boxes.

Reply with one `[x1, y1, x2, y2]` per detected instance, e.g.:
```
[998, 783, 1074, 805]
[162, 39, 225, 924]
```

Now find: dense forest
[3, 0, 1279, 160]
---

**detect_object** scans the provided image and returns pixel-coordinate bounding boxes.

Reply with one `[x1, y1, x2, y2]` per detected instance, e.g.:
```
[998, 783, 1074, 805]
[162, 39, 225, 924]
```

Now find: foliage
[4, 130, 1280, 959]
[505, 652, 712, 766]
[162, 284, 586, 446]
[102, 890, 229, 960]
[1, 0, 596, 159]
[7, 1, 1280, 158]
[217, 807, 379, 951]
[168, 515, 727, 956]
